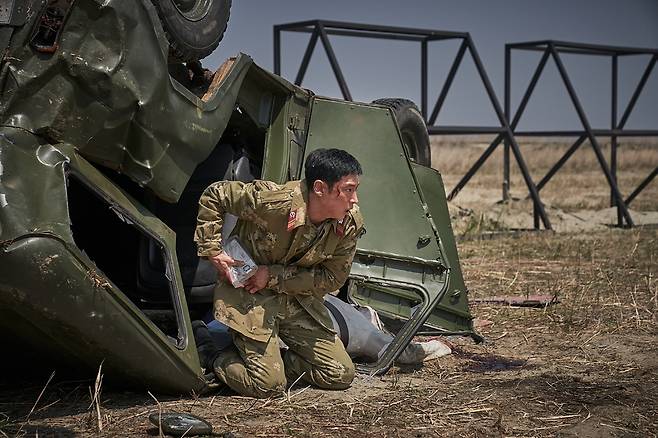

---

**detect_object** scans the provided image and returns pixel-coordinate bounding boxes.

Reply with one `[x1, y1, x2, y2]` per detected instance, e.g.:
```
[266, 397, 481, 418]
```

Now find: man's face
[314, 174, 360, 220]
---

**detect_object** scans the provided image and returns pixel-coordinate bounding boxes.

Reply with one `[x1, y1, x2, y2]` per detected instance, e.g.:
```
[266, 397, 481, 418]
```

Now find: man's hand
[244, 266, 269, 294]
[209, 252, 243, 280]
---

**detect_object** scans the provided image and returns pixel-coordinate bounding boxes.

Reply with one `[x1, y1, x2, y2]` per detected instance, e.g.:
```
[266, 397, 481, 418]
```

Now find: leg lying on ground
[197, 295, 451, 393]
[324, 295, 451, 364]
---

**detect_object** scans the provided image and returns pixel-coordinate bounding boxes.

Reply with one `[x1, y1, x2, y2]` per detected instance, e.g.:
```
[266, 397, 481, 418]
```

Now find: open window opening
[66, 172, 186, 347]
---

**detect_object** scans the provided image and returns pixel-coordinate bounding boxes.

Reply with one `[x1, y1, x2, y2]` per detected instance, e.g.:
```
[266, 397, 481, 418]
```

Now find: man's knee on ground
[249, 376, 287, 399]
[310, 357, 356, 390]
[215, 354, 287, 399]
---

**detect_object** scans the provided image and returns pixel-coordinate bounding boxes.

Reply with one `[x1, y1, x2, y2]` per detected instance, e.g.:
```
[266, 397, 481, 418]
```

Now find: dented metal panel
[0, 0, 251, 202]
[0, 0, 476, 392]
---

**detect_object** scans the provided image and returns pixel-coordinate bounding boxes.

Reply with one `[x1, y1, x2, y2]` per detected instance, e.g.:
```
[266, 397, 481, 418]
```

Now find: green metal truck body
[0, 0, 477, 394]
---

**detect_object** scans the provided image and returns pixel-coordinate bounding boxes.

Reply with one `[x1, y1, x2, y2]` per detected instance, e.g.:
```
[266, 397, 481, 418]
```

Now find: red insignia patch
[336, 221, 345, 237]
[287, 210, 297, 232]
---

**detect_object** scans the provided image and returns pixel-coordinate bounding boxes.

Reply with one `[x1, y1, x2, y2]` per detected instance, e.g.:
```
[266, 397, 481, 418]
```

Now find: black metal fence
[274, 20, 657, 229]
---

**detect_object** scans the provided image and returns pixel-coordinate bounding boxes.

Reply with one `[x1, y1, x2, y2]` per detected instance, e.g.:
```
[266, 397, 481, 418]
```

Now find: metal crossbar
[506, 40, 658, 227]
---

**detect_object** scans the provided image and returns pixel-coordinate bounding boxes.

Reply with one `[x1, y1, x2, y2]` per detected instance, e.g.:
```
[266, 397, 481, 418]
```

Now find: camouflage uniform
[194, 179, 364, 398]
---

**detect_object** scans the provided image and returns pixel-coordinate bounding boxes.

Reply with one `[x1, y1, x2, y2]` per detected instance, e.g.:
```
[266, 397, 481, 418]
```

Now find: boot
[191, 320, 221, 370]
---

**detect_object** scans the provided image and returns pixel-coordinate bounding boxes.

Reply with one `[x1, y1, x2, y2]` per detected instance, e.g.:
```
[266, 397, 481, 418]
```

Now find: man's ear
[312, 179, 328, 196]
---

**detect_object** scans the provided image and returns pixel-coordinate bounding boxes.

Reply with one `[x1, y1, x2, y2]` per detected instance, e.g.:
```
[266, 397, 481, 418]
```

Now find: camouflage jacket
[194, 179, 365, 342]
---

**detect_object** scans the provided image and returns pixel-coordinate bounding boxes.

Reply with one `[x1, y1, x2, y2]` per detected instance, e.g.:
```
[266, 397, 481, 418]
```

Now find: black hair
[304, 148, 362, 190]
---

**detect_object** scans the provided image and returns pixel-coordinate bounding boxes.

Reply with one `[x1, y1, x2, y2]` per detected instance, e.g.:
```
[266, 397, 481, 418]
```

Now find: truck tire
[151, 0, 231, 62]
[372, 98, 431, 167]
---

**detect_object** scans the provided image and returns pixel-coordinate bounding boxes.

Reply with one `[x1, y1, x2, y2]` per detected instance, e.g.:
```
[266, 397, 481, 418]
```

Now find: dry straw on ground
[1, 228, 656, 437]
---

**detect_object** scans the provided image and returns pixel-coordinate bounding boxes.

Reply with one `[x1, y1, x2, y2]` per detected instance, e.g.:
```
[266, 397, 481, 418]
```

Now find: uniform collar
[333, 216, 347, 237]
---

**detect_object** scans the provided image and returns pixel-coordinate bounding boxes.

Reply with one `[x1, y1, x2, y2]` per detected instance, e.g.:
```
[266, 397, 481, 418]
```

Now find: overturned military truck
[0, 0, 478, 394]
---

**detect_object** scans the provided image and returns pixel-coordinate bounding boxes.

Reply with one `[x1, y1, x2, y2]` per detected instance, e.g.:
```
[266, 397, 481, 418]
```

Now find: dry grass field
[1, 139, 657, 437]
[432, 137, 658, 234]
[433, 136, 658, 211]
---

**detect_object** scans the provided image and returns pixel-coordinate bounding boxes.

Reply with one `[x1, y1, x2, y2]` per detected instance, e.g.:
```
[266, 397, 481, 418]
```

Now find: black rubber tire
[372, 98, 431, 167]
[150, 0, 232, 62]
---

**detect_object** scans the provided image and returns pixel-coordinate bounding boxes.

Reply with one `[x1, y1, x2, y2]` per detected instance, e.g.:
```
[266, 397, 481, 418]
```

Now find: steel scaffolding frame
[273, 20, 552, 230]
[505, 41, 658, 228]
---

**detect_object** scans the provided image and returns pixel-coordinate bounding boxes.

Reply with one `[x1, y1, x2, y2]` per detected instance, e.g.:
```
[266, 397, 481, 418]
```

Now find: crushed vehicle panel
[1, 0, 249, 202]
[0, 0, 478, 393]
[0, 132, 205, 393]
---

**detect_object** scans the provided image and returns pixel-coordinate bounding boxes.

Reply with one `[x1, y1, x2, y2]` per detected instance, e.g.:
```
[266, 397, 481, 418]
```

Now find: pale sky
[206, 0, 658, 130]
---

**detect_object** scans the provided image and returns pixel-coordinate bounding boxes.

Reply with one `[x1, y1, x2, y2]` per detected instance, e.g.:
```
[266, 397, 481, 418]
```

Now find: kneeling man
[194, 148, 364, 398]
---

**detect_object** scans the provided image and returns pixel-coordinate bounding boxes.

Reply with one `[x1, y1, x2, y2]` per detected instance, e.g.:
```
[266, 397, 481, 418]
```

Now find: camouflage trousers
[211, 294, 355, 399]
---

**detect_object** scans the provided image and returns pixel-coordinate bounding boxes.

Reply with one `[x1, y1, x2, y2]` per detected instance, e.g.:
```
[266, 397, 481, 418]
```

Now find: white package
[223, 236, 258, 288]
